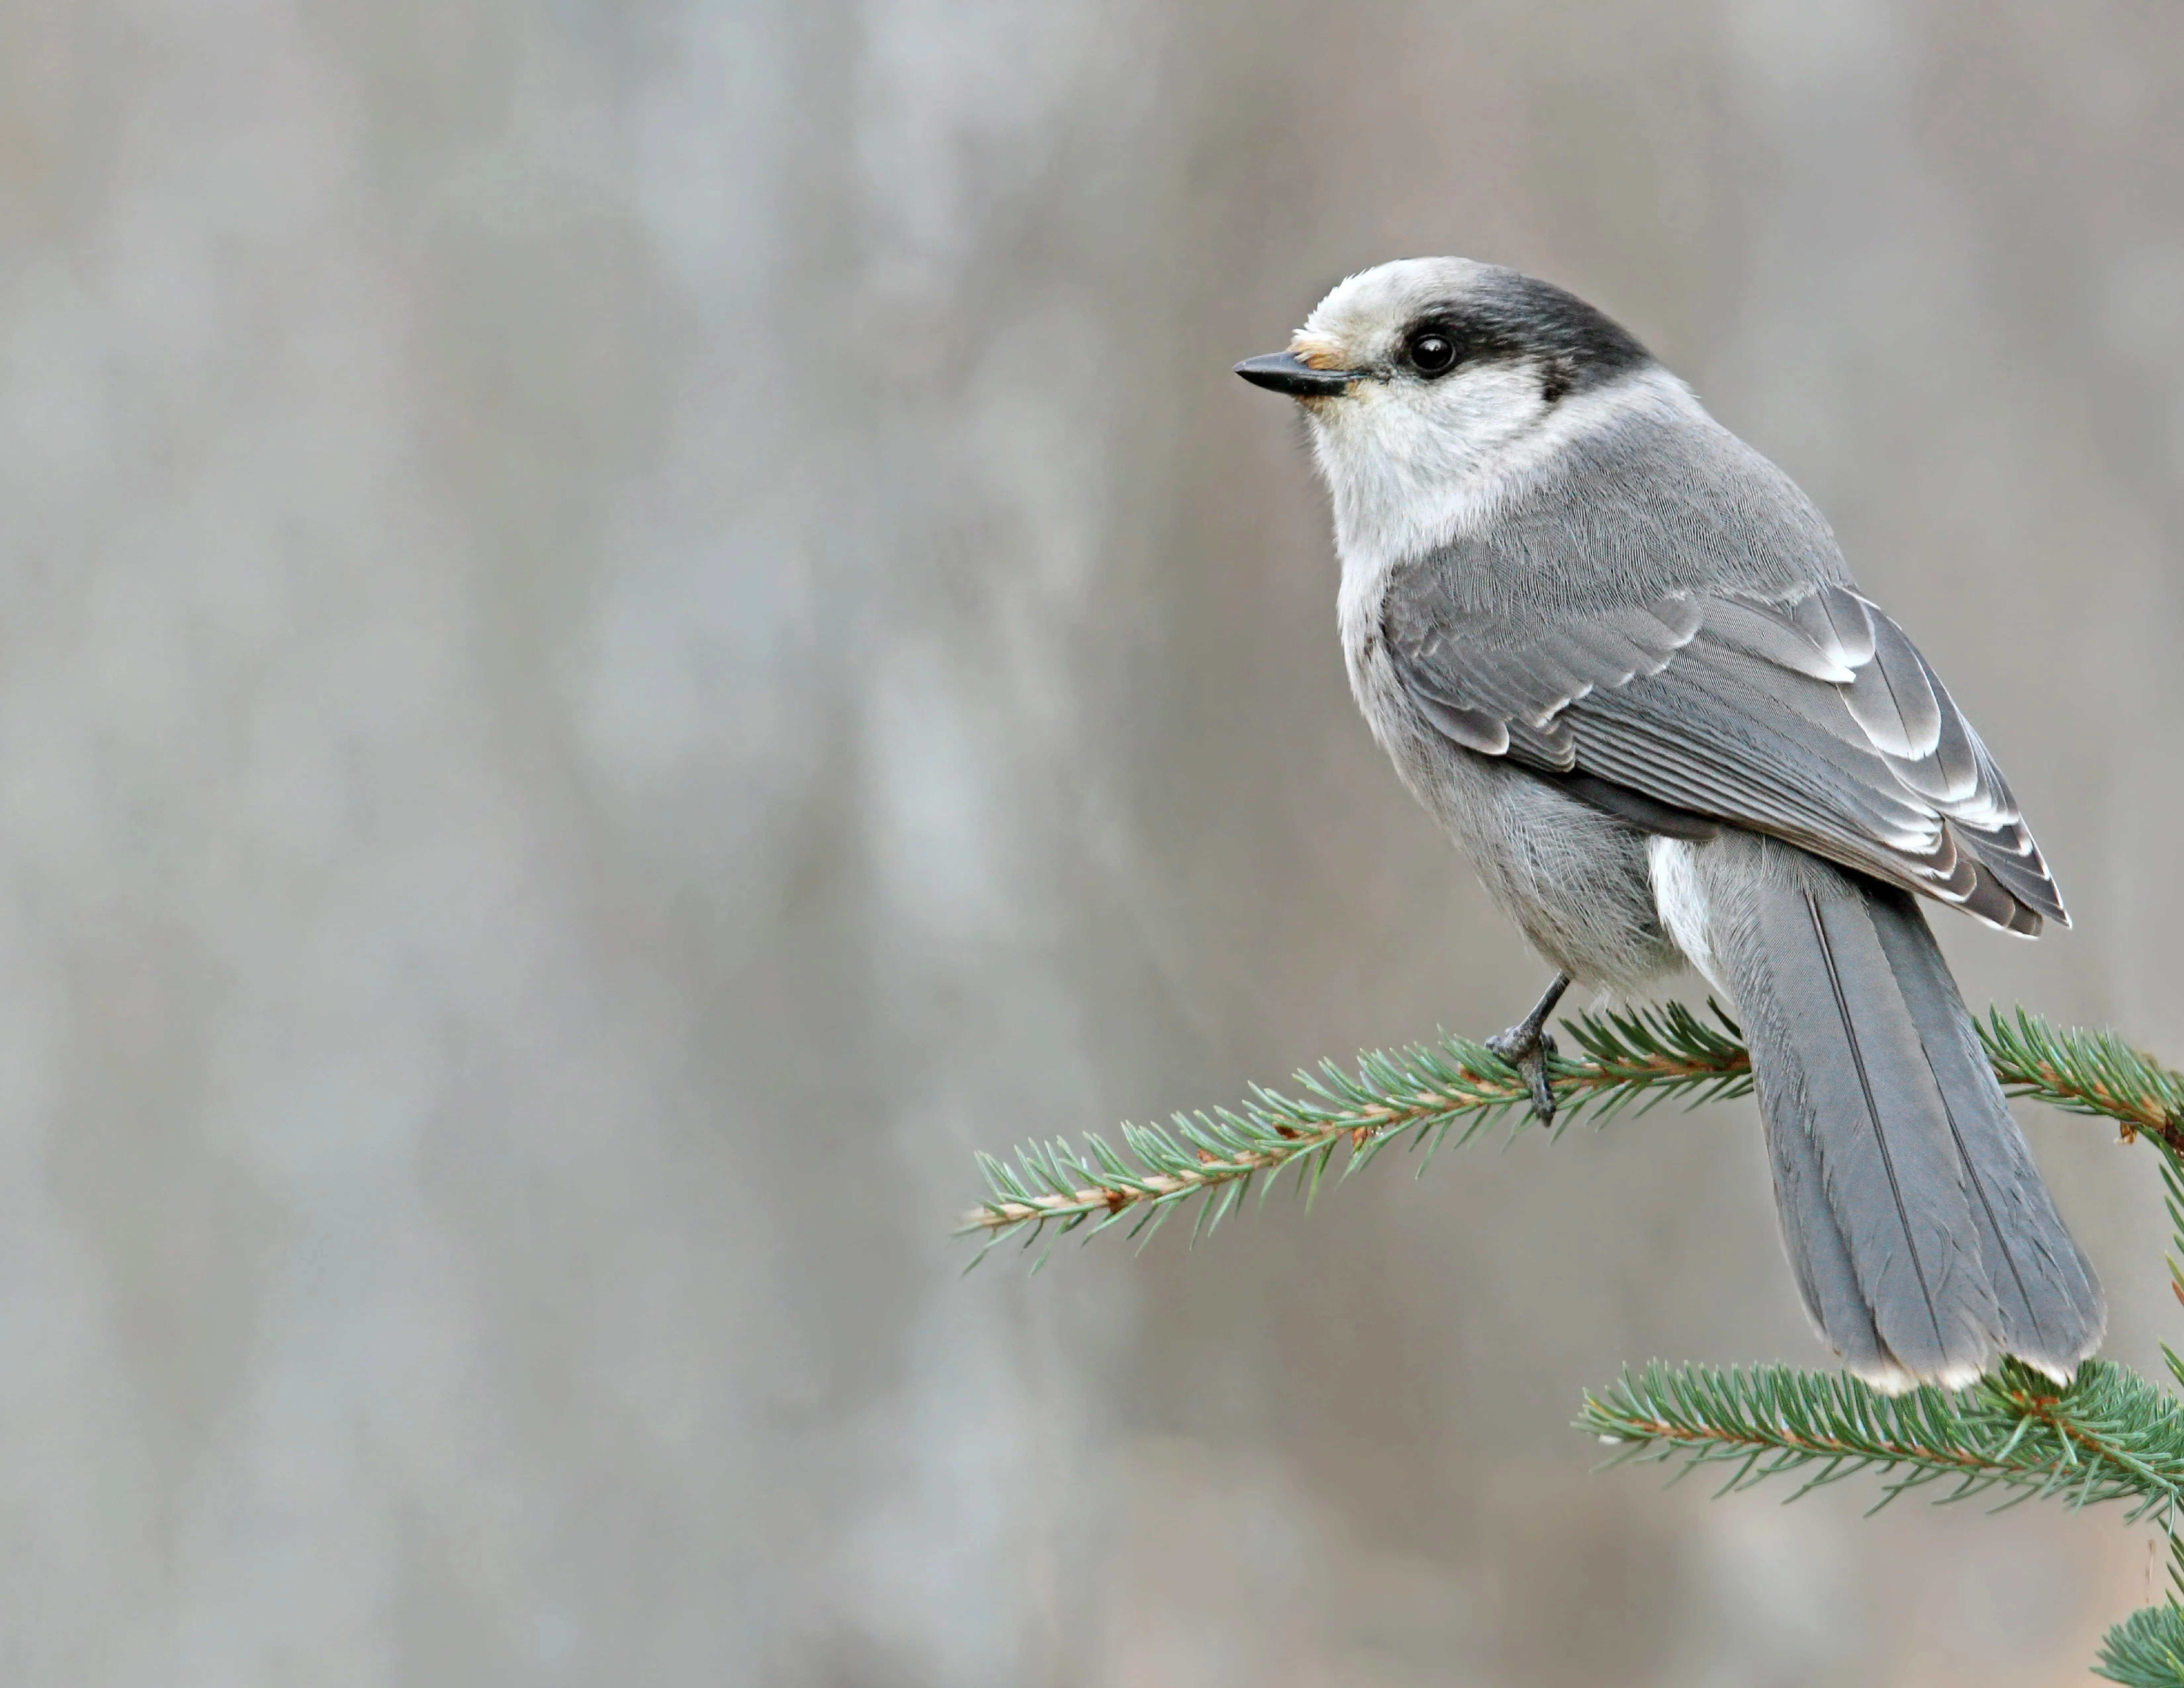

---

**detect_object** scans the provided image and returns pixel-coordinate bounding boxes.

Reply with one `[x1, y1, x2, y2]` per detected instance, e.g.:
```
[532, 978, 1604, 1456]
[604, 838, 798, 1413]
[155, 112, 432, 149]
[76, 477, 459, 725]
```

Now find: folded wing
[1386, 580, 2065, 934]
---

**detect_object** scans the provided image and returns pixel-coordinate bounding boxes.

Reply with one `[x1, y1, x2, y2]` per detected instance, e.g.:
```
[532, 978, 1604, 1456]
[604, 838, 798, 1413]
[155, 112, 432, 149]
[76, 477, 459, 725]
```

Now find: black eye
[1406, 331, 1458, 375]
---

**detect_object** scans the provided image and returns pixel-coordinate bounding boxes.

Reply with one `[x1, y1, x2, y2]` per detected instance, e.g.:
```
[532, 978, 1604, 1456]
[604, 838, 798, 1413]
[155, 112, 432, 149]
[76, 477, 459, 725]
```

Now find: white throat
[1315, 363, 1701, 655]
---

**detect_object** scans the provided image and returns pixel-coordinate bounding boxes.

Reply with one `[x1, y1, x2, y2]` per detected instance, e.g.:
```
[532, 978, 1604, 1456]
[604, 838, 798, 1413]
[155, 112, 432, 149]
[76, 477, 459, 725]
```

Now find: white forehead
[1299, 257, 1494, 352]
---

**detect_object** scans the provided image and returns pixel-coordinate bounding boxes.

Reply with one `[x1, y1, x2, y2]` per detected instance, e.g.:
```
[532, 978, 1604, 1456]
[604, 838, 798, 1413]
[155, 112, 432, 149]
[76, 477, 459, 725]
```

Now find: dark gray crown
[1410, 268, 1652, 395]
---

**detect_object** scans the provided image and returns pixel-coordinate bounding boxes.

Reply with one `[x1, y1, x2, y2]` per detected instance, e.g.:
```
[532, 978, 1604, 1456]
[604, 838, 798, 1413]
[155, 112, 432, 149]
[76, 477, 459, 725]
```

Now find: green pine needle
[1982, 1008, 2184, 1153]
[960, 999, 2184, 1675]
[2096, 1601, 2184, 1687]
[958, 1001, 2181, 1263]
[959, 1000, 2184, 1675]
[1577, 1359, 2184, 1521]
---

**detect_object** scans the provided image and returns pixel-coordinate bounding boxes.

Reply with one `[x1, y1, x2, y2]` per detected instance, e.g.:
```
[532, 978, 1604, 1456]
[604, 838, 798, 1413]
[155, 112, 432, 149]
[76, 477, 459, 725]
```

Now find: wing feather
[1385, 578, 2066, 931]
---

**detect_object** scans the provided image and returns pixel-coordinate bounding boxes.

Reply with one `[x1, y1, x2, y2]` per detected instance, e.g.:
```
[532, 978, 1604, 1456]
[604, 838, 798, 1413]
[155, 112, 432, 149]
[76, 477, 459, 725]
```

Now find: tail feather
[1863, 899, 2104, 1377]
[1747, 1006, 1901, 1386]
[1691, 835, 2104, 1388]
[1748, 878, 1998, 1382]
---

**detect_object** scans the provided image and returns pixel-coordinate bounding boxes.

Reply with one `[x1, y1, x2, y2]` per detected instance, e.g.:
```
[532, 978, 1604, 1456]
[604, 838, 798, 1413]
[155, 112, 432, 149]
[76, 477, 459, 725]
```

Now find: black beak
[1233, 352, 1362, 397]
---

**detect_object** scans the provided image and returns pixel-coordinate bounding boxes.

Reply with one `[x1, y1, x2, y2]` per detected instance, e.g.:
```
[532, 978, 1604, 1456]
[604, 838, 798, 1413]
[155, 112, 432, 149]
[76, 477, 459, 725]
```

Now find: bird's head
[1236, 258, 1657, 558]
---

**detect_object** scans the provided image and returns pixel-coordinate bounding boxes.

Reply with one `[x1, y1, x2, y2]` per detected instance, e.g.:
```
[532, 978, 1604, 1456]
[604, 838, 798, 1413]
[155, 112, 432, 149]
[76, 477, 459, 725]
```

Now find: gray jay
[1235, 257, 2102, 1391]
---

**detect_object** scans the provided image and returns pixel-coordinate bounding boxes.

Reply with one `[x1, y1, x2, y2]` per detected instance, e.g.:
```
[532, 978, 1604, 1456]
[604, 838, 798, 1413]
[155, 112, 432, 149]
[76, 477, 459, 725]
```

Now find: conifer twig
[960, 998, 2184, 1679]
[1577, 1359, 2184, 1521]
[2097, 1598, 2184, 1687]
[957, 1001, 1750, 1266]
[1983, 1008, 2184, 1157]
[959, 1002, 2184, 1265]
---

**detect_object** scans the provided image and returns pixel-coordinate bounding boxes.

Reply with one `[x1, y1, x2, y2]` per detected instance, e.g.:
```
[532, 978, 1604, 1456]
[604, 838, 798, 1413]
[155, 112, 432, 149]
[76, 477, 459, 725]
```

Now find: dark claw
[1527, 1029, 1559, 1122]
[1488, 1022, 1560, 1125]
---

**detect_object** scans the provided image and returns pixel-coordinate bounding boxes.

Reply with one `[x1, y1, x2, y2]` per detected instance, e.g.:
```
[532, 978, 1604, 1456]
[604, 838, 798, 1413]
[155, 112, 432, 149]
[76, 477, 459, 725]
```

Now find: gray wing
[1385, 580, 2066, 934]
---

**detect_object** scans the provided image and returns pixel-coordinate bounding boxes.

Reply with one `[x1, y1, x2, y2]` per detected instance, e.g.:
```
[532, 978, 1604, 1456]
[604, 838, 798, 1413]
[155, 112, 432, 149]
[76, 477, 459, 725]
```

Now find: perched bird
[1235, 258, 2102, 1391]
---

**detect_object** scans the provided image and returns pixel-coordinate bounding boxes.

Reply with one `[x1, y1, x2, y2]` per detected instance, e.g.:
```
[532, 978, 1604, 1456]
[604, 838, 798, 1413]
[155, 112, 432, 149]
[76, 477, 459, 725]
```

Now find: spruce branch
[957, 1001, 1751, 1265]
[958, 998, 2184, 1677]
[958, 997, 2184, 1677]
[959, 1002, 2184, 1265]
[2097, 1598, 2184, 1687]
[1982, 1008, 2184, 1157]
[1577, 1359, 2184, 1521]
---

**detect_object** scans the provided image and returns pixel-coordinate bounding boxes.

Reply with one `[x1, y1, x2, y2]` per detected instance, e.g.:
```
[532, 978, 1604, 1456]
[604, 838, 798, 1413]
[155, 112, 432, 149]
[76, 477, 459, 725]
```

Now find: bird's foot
[1487, 1020, 1561, 1125]
[1487, 973, 1571, 1125]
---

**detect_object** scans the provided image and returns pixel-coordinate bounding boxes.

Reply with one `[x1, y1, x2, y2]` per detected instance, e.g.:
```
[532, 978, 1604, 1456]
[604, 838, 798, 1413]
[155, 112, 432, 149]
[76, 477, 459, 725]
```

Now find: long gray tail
[1694, 836, 2104, 1390]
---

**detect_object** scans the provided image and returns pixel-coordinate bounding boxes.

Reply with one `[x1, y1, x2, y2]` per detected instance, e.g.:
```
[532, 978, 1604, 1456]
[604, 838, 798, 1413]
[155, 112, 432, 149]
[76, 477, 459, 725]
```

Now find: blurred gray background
[3, 0, 2182, 1682]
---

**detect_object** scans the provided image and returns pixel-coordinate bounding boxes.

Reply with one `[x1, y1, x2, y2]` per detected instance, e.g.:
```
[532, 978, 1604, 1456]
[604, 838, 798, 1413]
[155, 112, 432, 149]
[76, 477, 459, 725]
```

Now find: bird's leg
[1487, 973, 1571, 1124]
